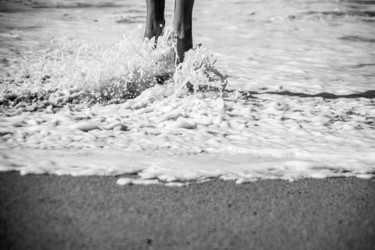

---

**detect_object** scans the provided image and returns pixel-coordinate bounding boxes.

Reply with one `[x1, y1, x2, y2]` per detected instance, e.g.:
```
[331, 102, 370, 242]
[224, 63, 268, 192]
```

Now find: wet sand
[1, 173, 374, 250]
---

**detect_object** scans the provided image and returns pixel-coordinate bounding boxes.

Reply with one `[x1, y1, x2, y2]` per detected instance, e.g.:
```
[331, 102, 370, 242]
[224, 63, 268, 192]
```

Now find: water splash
[0, 25, 228, 110]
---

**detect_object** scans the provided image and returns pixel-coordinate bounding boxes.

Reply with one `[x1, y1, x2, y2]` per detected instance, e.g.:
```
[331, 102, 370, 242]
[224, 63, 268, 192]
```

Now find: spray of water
[0, 25, 228, 109]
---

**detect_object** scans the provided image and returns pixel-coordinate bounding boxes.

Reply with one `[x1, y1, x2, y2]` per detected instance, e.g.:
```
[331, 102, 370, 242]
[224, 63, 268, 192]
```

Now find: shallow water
[195, 0, 375, 94]
[0, 0, 375, 184]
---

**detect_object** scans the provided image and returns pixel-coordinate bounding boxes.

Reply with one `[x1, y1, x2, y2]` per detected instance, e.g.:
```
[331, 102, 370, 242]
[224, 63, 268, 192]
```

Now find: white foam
[1, 89, 374, 184]
[1, 0, 375, 185]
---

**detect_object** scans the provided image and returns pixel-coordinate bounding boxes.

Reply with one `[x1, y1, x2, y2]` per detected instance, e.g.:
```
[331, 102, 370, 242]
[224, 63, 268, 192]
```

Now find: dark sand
[1, 173, 374, 250]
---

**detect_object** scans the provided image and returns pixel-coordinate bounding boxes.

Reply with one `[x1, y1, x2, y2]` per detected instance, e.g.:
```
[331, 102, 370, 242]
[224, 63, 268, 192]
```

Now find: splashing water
[0, 25, 227, 108]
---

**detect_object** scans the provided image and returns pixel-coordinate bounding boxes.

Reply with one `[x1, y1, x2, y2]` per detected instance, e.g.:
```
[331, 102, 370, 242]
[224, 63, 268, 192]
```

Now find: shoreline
[1, 172, 374, 249]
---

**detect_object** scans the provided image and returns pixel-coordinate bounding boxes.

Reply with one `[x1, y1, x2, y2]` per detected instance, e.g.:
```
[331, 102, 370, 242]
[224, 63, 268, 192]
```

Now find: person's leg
[174, 0, 195, 63]
[145, 0, 165, 41]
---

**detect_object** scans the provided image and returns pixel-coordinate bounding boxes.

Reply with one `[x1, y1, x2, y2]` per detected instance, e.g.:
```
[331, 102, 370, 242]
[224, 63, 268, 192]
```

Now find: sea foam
[1, 22, 374, 185]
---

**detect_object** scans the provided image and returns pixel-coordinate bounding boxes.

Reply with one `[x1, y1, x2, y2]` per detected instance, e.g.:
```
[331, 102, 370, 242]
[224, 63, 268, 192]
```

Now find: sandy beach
[1, 172, 374, 249]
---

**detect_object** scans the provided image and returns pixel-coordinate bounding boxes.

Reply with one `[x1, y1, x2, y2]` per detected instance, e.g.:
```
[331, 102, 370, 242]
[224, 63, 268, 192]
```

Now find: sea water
[0, 0, 374, 185]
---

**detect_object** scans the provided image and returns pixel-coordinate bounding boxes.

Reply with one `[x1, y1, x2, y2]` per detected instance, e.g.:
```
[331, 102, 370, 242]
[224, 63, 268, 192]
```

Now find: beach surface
[1, 172, 374, 250]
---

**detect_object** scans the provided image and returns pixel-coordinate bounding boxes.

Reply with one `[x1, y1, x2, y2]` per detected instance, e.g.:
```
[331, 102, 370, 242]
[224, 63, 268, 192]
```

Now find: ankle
[145, 19, 165, 40]
[174, 22, 192, 39]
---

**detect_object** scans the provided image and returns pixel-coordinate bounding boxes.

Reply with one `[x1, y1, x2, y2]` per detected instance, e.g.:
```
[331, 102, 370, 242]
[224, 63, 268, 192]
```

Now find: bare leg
[145, 0, 165, 41]
[174, 0, 195, 63]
